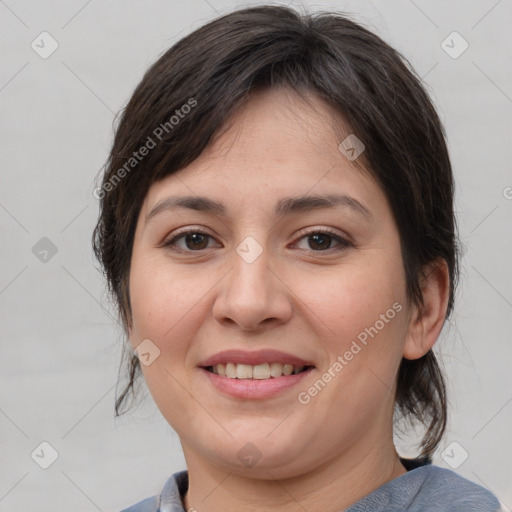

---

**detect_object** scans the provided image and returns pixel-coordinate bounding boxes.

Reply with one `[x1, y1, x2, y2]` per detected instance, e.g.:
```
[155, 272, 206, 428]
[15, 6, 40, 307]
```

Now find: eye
[162, 227, 351, 254]
[162, 229, 218, 252]
[293, 228, 352, 252]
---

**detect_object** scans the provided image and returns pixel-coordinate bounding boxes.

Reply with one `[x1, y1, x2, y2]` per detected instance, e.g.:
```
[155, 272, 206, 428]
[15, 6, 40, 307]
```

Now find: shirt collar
[160, 470, 188, 512]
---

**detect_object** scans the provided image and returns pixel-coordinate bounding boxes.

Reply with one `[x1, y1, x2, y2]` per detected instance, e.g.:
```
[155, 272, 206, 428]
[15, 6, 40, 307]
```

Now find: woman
[93, 5, 502, 511]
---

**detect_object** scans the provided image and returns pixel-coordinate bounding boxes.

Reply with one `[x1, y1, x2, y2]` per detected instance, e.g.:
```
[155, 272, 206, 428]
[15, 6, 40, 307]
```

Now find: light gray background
[0, 0, 511, 510]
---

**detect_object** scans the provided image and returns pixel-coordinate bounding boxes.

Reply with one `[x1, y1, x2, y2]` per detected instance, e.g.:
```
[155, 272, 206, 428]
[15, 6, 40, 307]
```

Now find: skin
[127, 87, 450, 512]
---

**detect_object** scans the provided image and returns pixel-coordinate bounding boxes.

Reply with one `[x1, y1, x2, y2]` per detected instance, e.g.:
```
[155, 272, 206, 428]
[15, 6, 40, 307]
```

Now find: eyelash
[161, 227, 352, 254]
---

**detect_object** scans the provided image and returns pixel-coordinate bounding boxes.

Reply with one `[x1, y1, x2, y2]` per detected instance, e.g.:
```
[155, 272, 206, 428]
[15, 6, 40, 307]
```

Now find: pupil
[310, 233, 330, 250]
[186, 233, 208, 250]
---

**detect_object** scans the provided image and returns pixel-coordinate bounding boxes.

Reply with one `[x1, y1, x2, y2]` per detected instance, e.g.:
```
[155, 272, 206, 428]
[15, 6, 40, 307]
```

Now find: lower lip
[200, 367, 315, 399]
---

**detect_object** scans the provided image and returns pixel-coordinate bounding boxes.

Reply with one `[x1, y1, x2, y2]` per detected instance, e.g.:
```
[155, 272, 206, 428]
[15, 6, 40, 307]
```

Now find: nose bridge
[230, 234, 274, 307]
[234, 237, 271, 293]
[213, 233, 292, 330]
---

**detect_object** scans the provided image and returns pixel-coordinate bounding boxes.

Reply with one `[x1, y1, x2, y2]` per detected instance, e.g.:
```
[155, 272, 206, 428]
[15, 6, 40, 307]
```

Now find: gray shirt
[120, 459, 501, 512]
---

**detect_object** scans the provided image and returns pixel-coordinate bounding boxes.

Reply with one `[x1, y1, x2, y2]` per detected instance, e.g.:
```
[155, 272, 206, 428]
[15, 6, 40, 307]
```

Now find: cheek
[128, 256, 207, 427]
[128, 253, 214, 358]
[295, 255, 405, 341]
[294, 252, 408, 402]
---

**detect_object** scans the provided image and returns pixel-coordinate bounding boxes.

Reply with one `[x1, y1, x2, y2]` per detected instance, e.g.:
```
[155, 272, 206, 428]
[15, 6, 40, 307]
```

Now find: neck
[181, 439, 407, 512]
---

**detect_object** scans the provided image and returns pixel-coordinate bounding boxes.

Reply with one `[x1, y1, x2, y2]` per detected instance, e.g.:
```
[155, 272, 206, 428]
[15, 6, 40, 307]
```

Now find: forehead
[203, 86, 349, 165]
[141, 86, 383, 218]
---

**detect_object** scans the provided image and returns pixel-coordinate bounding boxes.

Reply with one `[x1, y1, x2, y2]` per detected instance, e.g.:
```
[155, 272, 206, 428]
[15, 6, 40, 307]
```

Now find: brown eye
[295, 229, 352, 252]
[163, 230, 216, 251]
[307, 233, 334, 251]
[182, 232, 210, 250]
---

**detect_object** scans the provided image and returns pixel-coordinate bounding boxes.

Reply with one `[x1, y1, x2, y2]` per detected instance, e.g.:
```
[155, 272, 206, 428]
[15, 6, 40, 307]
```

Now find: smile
[200, 365, 315, 400]
[205, 362, 313, 379]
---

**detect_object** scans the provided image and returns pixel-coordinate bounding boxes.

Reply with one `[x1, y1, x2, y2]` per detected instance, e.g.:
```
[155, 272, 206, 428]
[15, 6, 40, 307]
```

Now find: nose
[212, 244, 293, 332]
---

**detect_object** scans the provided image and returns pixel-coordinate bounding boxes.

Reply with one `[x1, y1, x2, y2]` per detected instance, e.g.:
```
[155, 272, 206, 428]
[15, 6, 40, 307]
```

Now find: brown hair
[92, 4, 460, 458]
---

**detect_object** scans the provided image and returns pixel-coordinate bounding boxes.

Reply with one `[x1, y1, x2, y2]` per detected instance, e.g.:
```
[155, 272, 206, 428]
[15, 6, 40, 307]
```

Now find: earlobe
[403, 259, 450, 360]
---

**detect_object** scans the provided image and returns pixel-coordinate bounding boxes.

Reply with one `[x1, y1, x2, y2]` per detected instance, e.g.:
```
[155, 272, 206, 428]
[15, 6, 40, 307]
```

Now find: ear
[403, 258, 450, 360]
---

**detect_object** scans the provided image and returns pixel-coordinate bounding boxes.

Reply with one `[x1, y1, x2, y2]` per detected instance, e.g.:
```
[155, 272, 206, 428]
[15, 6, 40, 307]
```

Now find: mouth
[198, 349, 316, 399]
[199, 363, 316, 400]
[202, 362, 314, 379]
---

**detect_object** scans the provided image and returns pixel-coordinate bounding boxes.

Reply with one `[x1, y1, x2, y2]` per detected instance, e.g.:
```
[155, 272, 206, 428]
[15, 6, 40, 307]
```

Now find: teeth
[270, 362, 283, 377]
[282, 364, 293, 376]
[253, 363, 270, 379]
[225, 362, 237, 379]
[236, 364, 253, 379]
[209, 362, 308, 379]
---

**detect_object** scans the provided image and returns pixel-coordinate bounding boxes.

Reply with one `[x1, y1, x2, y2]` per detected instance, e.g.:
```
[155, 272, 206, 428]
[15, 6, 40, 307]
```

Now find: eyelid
[294, 226, 352, 244]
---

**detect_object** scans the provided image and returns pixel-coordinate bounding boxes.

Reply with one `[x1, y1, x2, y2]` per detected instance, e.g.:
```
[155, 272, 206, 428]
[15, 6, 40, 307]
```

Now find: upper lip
[199, 349, 315, 368]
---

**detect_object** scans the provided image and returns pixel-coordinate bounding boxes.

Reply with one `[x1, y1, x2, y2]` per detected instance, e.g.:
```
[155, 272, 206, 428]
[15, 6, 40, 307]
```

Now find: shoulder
[413, 465, 501, 510]
[348, 464, 501, 511]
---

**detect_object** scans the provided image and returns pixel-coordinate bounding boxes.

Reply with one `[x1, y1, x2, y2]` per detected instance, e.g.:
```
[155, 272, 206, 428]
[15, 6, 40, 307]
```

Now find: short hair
[92, 5, 460, 458]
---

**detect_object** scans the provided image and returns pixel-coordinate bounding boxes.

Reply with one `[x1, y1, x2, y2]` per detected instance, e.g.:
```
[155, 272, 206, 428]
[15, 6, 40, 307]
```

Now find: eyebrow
[146, 193, 373, 224]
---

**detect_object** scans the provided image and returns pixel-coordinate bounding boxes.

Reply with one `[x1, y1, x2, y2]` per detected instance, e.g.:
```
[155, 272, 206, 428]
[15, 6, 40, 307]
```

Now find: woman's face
[128, 87, 416, 478]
